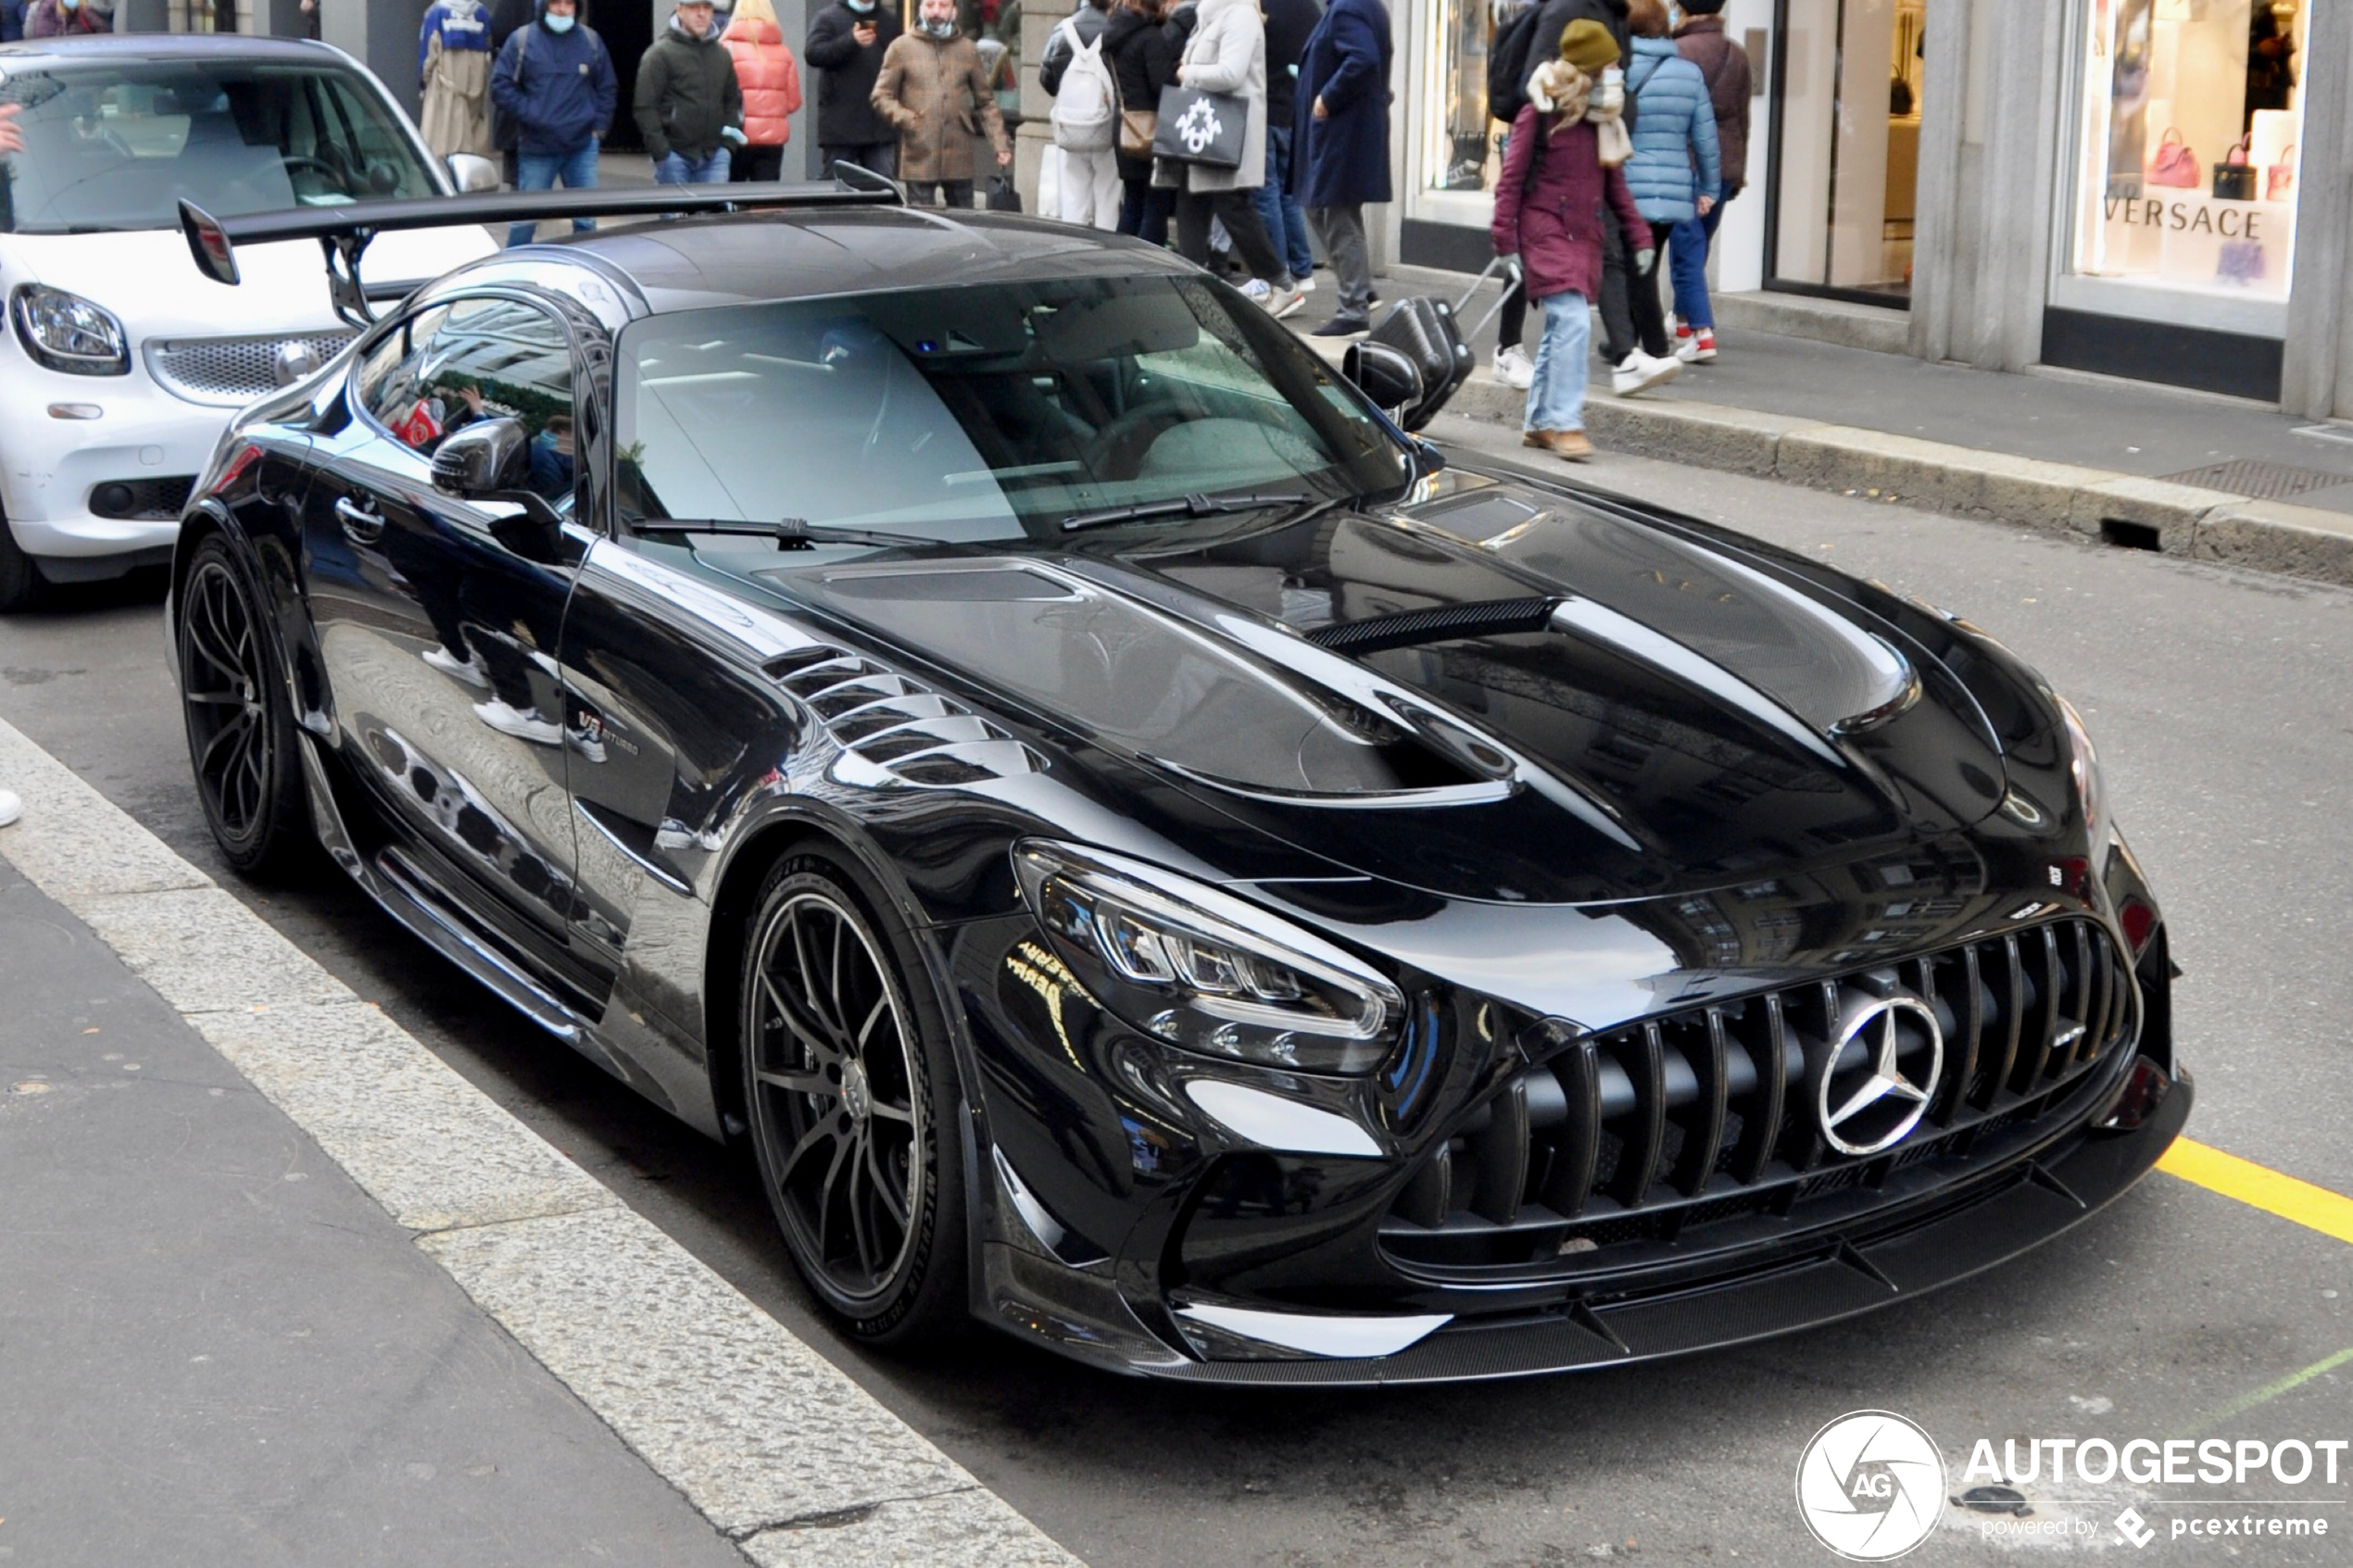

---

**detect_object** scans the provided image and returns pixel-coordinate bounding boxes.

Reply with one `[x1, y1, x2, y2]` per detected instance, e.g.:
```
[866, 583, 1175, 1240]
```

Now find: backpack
[1051, 31, 1117, 151]
[1486, 4, 1544, 124]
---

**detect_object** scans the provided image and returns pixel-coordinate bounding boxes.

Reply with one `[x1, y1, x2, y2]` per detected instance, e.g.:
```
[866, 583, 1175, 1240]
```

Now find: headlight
[1013, 841, 1404, 1074]
[11, 284, 130, 376]
[2057, 695, 2107, 845]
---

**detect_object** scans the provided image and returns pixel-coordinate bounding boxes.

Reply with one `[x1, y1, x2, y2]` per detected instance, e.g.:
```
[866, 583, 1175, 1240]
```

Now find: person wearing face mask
[24, 0, 110, 37]
[492, 0, 618, 245]
[806, 0, 902, 179]
[871, 0, 1010, 208]
[635, 0, 747, 187]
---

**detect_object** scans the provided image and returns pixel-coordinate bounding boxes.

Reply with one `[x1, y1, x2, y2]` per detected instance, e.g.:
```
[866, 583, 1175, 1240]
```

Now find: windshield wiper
[1060, 492, 1307, 534]
[631, 518, 939, 551]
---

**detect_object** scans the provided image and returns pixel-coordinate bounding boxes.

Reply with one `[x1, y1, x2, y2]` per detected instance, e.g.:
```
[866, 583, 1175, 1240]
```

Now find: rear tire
[740, 847, 969, 1346]
[176, 534, 309, 878]
[0, 521, 48, 614]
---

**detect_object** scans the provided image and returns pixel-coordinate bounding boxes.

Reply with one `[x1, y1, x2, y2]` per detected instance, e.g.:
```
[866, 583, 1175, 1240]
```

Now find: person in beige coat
[871, 0, 1009, 208]
[1165, 0, 1299, 314]
[418, 0, 495, 159]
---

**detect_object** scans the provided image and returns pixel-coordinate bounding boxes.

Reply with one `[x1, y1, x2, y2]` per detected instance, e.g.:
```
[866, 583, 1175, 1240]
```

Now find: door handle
[333, 495, 384, 545]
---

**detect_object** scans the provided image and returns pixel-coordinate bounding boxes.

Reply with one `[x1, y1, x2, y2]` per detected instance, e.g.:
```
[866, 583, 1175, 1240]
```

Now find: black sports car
[165, 182, 2187, 1383]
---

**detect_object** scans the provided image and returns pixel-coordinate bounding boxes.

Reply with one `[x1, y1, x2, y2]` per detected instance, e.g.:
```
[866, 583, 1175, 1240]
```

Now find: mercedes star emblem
[1816, 995, 1944, 1157]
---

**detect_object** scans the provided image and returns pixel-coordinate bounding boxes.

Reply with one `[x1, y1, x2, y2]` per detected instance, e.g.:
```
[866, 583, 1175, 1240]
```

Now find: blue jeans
[655, 146, 731, 186]
[1667, 195, 1729, 329]
[509, 143, 599, 247]
[1251, 122, 1315, 282]
[1525, 291, 1592, 433]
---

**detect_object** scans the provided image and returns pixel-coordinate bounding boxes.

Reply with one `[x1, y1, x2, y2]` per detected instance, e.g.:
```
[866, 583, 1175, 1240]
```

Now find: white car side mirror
[447, 154, 500, 194]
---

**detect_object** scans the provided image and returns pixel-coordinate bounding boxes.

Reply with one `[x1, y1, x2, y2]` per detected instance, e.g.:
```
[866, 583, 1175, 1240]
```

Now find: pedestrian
[1667, 0, 1748, 363]
[1040, 0, 1118, 229]
[1105, 0, 1176, 243]
[636, 0, 746, 188]
[723, 0, 803, 182]
[805, 0, 902, 178]
[870, 0, 1009, 209]
[1, 0, 26, 43]
[1167, 0, 1303, 317]
[23, 0, 108, 36]
[1491, 20, 1645, 460]
[1290, 0, 1390, 336]
[1616, 0, 1714, 395]
[491, 0, 618, 247]
[419, 0, 496, 161]
[487, 0, 537, 184]
[1253, 0, 1317, 297]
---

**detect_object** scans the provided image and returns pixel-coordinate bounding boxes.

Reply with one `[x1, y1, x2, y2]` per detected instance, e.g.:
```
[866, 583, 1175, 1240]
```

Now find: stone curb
[1441, 367, 2353, 589]
[0, 713, 1083, 1568]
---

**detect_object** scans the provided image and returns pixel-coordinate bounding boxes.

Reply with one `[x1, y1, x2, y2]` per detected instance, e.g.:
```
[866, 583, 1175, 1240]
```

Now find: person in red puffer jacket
[724, 0, 804, 182]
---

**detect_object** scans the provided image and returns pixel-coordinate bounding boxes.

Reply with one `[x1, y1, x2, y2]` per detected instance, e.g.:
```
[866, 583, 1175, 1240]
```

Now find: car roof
[0, 33, 346, 67]
[513, 207, 1203, 314]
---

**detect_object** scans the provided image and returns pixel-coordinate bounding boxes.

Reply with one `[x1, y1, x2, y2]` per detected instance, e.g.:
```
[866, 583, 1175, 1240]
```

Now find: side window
[355, 305, 449, 435]
[363, 296, 579, 509]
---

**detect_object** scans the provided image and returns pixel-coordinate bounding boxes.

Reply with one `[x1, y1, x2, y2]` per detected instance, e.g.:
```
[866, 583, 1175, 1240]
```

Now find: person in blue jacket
[1290, 0, 1392, 337]
[1616, 0, 1717, 374]
[0, 0, 25, 43]
[491, 0, 618, 247]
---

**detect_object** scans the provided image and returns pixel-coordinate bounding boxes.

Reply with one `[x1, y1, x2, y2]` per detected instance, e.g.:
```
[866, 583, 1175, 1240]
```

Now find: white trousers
[1056, 144, 1122, 230]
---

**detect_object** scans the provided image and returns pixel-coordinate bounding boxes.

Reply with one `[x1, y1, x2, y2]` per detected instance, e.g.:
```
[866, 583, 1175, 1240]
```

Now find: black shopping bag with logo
[1151, 84, 1245, 169]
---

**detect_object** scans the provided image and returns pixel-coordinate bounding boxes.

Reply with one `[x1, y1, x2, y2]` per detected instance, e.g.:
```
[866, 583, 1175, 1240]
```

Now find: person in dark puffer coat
[1105, 0, 1177, 243]
[1616, 0, 1716, 377]
[805, 0, 902, 177]
[1665, 0, 1748, 360]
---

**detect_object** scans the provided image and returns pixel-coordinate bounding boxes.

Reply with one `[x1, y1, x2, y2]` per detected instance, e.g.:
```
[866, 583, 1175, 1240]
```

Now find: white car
[0, 33, 497, 610]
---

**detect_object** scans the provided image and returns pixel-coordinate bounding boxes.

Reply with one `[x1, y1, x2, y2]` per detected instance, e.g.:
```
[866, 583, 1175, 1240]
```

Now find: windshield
[0, 60, 437, 234]
[612, 276, 1412, 542]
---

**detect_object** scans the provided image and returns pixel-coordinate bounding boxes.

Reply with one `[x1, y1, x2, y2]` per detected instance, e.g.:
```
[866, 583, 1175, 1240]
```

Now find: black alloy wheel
[178, 536, 308, 875]
[742, 852, 966, 1342]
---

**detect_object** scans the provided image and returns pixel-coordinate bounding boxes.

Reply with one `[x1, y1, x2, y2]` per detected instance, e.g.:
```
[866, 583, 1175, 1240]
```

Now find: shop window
[1420, 0, 1510, 196]
[1769, 0, 1924, 303]
[2069, 0, 2305, 304]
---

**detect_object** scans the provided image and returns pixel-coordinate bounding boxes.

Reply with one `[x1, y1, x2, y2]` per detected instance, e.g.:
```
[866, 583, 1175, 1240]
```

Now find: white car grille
[145, 331, 356, 407]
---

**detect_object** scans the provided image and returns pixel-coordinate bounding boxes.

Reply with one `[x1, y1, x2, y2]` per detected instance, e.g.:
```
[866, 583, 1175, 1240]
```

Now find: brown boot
[1527, 429, 1594, 462]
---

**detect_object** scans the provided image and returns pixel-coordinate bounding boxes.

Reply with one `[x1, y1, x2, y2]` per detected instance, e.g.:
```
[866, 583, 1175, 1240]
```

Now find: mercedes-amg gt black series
[166, 181, 2187, 1383]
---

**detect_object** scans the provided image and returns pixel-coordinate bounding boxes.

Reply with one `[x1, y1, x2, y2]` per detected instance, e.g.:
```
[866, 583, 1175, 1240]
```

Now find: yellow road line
[2158, 1136, 2353, 1248]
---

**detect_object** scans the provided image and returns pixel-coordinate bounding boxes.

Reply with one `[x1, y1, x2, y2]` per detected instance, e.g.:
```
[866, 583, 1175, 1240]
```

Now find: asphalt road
[4, 432, 2349, 1566]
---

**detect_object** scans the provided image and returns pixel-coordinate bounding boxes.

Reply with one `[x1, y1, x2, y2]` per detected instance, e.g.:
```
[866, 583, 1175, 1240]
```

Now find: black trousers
[1622, 218, 1677, 360]
[904, 179, 975, 208]
[729, 144, 786, 182]
[1118, 178, 1175, 245]
[1173, 187, 1287, 284]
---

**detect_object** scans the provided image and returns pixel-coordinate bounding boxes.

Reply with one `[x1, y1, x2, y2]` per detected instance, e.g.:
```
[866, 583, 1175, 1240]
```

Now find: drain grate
[2157, 458, 2353, 500]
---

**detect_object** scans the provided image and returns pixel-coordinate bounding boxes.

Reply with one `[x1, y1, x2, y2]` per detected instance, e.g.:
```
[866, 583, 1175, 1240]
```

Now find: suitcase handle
[1453, 254, 1522, 341]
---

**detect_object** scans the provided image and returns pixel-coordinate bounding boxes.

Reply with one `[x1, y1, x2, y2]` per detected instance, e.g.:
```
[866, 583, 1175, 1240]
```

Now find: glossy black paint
[170, 210, 2183, 1382]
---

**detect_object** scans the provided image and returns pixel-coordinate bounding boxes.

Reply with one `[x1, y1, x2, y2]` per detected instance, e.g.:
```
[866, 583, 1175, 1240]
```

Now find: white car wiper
[632, 518, 941, 551]
[1061, 492, 1307, 534]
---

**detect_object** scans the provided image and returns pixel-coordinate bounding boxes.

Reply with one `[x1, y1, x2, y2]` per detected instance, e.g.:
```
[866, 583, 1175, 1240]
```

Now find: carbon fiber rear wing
[179, 167, 906, 327]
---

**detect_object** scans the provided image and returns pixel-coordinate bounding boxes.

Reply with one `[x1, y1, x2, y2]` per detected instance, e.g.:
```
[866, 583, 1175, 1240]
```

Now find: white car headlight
[1014, 841, 1404, 1074]
[11, 283, 130, 376]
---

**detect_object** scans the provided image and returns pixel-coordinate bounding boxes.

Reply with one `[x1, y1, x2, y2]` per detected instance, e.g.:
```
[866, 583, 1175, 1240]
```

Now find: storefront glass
[2068, 0, 2306, 305]
[1420, 0, 1509, 198]
[1769, 0, 1924, 301]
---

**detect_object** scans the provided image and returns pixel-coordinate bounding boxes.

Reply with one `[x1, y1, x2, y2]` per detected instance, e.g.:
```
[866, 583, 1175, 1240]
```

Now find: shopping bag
[1152, 84, 1245, 169]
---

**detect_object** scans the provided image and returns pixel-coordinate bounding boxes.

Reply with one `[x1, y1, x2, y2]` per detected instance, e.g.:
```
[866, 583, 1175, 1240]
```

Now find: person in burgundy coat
[1491, 21, 1647, 460]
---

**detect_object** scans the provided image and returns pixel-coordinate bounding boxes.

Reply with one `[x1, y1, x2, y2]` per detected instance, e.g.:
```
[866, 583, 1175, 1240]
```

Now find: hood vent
[1307, 596, 1559, 658]
[763, 646, 1043, 788]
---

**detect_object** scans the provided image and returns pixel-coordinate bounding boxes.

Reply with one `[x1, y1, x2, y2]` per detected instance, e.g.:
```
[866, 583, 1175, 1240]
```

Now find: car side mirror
[447, 153, 500, 194]
[432, 417, 532, 495]
[1341, 341, 1425, 417]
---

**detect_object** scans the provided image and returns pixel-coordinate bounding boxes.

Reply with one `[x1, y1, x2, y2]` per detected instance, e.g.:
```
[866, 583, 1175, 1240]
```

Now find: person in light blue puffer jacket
[1617, 0, 1717, 367]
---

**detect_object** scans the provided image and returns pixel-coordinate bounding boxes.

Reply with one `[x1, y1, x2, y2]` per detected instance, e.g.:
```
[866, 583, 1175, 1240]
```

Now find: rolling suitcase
[1360, 257, 1515, 430]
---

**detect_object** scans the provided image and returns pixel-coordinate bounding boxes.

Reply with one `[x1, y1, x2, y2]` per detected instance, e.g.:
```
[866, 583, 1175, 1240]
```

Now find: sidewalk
[1340, 265, 2353, 588]
[0, 854, 748, 1565]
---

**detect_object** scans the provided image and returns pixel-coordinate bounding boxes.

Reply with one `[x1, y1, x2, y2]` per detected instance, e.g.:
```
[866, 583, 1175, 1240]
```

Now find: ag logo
[1175, 96, 1226, 156]
[1795, 1411, 1944, 1561]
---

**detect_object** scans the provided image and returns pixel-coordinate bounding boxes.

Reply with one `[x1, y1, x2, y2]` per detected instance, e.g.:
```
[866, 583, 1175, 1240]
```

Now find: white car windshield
[0, 59, 438, 234]
[613, 276, 1414, 542]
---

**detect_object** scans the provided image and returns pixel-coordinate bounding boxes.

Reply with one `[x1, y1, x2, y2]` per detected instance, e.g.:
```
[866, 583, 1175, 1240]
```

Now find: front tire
[0, 520, 48, 614]
[740, 849, 969, 1345]
[176, 534, 308, 877]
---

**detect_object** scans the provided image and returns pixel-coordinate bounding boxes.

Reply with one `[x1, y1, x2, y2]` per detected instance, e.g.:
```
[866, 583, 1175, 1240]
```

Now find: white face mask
[920, 14, 954, 35]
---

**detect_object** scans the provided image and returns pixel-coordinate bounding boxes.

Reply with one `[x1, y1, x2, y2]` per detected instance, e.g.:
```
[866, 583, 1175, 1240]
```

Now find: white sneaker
[1240, 278, 1273, 309]
[1493, 345, 1535, 392]
[1612, 352, 1681, 397]
[1259, 280, 1307, 319]
[422, 645, 490, 690]
[1295, 274, 1316, 294]
[472, 699, 562, 746]
[0, 787, 19, 828]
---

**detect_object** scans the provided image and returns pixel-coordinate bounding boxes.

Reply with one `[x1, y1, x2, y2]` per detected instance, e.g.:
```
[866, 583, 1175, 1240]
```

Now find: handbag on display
[2146, 128, 2199, 188]
[1119, 107, 1157, 157]
[2213, 138, 2258, 201]
[2267, 143, 2297, 202]
[1151, 84, 1245, 169]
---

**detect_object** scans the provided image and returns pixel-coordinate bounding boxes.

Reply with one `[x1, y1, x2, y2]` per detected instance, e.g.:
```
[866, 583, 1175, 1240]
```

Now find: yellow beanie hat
[1557, 19, 1620, 74]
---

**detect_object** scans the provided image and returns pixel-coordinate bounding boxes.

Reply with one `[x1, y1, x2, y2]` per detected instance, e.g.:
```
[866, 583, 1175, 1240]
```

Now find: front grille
[1382, 916, 2135, 1273]
[763, 646, 1044, 788]
[145, 331, 355, 406]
